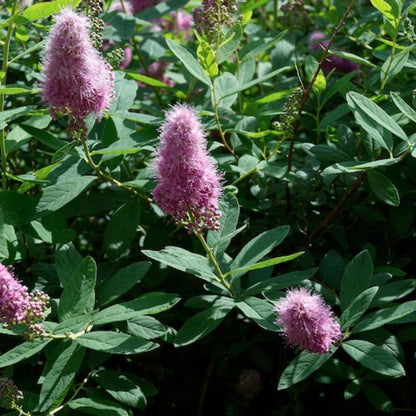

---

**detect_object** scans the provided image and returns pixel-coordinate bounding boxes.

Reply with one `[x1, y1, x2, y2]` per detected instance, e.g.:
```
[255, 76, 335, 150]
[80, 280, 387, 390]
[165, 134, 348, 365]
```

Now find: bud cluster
[273, 87, 303, 137]
[236, 369, 262, 401]
[0, 378, 23, 410]
[193, 0, 238, 43]
[279, 0, 309, 29]
[79, 0, 105, 49]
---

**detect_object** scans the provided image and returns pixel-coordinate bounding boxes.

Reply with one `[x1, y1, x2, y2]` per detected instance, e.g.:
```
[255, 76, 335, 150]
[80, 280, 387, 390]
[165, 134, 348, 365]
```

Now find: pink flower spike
[0, 264, 49, 338]
[152, 104, 222, 233]
[275, 287, 342, 354]
[41, 8, 114, 120]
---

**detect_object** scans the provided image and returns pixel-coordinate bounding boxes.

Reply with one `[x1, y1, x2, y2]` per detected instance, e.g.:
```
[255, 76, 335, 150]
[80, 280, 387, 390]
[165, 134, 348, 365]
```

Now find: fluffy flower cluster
[153, 104, 222, 233]
[0, 264, 49, 338]
[0, 378, 23, 410]
[275, 288, 342, 353]
[41, 8, 114, 123]
[309, 31, 360, 74]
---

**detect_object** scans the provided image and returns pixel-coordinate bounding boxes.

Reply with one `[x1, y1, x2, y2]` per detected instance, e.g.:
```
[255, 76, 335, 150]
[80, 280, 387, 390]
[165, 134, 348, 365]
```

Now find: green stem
[11, 404, 31, 416]
[81, 139, 152, 203]
[316, 95, 321, 144]
[273, 0, 279, 29]
[195, 231, 236, 297]
[0, 0, 19, 190]
[379, 32, 398, 93]
[47, 372, 93, 416]
[210, 80, 235, 157]
[230, 132, 287, 186]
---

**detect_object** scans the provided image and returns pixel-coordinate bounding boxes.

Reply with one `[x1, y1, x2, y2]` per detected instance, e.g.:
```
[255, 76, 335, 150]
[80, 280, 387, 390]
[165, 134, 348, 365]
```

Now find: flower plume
[153, 104, 222, 232]
[0, 264, 49, 340]
[41, 8, 114, 131]
[275, 287, 342, 353]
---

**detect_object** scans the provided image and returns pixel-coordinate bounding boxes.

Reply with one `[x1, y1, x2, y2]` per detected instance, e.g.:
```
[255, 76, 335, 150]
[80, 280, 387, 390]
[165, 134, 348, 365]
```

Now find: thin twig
[307, 170, 367, 245]
[287, 0, 356, 173]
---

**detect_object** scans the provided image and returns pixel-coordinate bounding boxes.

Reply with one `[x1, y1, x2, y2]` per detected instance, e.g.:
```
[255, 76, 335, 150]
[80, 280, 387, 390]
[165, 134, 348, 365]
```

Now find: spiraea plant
[0, 0, 416, 415]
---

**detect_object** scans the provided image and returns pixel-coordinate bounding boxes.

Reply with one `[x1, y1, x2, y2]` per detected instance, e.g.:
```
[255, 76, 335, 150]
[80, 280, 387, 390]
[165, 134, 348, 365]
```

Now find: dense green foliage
[1, 0, 416, 414]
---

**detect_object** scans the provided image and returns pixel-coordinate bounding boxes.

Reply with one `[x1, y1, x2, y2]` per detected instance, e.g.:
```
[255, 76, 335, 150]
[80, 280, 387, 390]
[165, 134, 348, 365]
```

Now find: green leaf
[218, 25, 242, 63]
[213, 72, 239, 109]
[20, 124, 65, 151]
[0, 208, 9, 259]
[381, 53, 408, 85]
[37, 176, 96, 214]
[127, 72, 171, 88]
[52, 314, 94, 335]
[174, 305, 233, 346]
[96, 262, 151, 307]
[0, 85, 41, 95]
[104, 12, 136, 41]
[103, 199, 141, 261]
[21, 0, 82, 21]
[347, 92, 408, 142]
[206, 193, 240, 256]
[55, 244, 83, 287]
[142, 246, 219, 285]
[197, 38, 218, 77]
[310, 145, 351, 163]
[342, 340, 405, 377]
[344, 379, 362, 400]
[278, 350, 334, 390]
[223, 67, 290, 97]
[76, 332, 158, 354]
[92, 292, 180, 325]
[127, 315, 168, 340]
[109, 110, 160, 125]
[166, 38, 211, 86]
[0, 105, 36, 129]
[0, 191, 37, 226]
[225, 252, 304, 278]
[371, 279, 416, 307]
[322, 158, 399, 176]
[328, 50, 377, 68]
[89, 138, 149, 156]
[340, 287, 379, 330]
[370, 0, 400, 25]
[230, 226, 290, 281]
[320, 70, 358, 108]
[340, 250, 373, 311]
[363, 383, 395, 413]
[38, 342, 85, 412]
[391, 91, 416, 124]
[243, 268, 317, 297]
[352, 300, 416, 333]
[58, 256, 97, 321]
[109, 75, 138, 112]
[240, 33, 286, 61]
[0, 338, 52, 368]
[136, 0, 188, 20]
[93, 370, 147, 409]
[68, 397, 129, 416]
[367, 170, 400, 206]
[235, 297, 278, 331]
